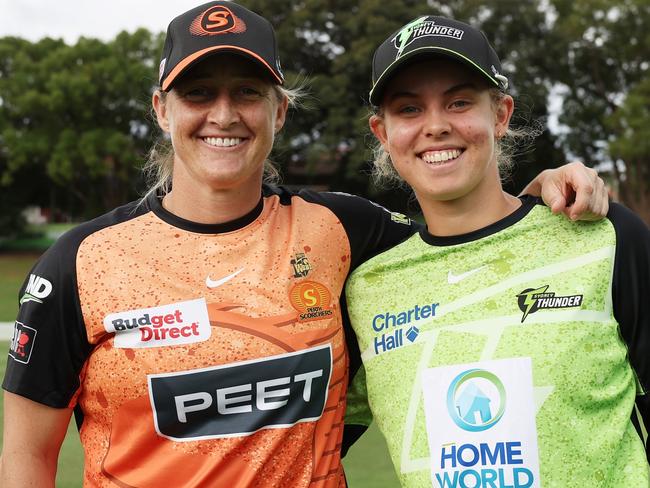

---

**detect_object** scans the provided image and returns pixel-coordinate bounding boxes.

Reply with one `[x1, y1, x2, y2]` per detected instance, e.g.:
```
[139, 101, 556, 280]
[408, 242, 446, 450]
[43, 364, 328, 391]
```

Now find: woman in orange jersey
[1, 2, 608, 487]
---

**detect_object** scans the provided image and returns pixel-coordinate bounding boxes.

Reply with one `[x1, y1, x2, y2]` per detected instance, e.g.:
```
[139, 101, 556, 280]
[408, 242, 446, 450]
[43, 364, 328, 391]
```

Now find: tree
[549, 0, 650, 222]
[243, 0, 568, 213]
[0, 30, 162, 220]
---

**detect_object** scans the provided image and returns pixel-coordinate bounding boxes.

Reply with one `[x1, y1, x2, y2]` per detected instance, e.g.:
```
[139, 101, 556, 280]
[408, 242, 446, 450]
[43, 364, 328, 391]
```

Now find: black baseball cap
[369, 16, 508, 105]
[158, 1, 284, 91]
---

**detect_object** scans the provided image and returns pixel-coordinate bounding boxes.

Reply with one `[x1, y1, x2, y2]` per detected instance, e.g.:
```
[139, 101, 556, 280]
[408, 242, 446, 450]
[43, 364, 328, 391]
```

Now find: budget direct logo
[103, 298, 211, 348]
[516, 284, 583, 322]
[447, 369, 506, 432]
[148, 344, 332, 440]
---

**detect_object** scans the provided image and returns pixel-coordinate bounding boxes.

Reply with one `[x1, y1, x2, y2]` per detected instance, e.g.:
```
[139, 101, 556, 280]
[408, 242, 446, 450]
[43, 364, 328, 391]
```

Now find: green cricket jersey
[344, 196, 649, 487]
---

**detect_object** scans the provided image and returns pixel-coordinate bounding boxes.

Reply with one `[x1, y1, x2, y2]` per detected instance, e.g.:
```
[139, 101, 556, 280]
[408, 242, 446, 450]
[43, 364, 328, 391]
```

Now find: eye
[401, 105, 418, 113]
[449, 99, 472, 109]
[236, 85, 265, 99]
[180, 86, 213, 102]
[395, 104, 421, 115]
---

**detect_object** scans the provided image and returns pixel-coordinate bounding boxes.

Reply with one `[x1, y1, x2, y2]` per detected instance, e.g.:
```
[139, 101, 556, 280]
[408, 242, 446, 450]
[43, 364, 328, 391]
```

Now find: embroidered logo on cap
[392, 16, 464, 58]
[190, 5, 247, 36]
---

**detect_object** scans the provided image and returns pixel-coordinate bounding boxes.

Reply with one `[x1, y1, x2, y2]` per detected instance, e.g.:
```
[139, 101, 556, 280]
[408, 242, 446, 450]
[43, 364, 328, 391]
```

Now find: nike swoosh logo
[206, 268, 245, 289]
[447, 265, 487, 284]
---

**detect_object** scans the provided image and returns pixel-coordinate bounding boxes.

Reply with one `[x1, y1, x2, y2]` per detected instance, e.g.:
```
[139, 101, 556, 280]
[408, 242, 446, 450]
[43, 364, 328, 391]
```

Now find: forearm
[519, 169, 548, 197]
[1, 392, 72, 488]
[0, 450, 58, 487]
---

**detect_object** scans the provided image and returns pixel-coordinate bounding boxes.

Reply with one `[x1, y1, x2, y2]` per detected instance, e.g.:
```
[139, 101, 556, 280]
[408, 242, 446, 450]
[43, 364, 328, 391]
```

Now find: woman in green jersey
[344, 15, 650, 488]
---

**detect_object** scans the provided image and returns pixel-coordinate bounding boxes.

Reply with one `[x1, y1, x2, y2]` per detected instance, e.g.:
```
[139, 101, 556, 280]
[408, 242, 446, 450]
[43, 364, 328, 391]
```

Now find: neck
[418, 180, 521, 237]
[162, 183, 262, 225]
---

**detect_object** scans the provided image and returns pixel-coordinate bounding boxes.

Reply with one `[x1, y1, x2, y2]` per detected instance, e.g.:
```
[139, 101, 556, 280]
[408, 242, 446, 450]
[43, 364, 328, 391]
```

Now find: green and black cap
[158, 1, 284, 92]
[369, 16, 508, 105]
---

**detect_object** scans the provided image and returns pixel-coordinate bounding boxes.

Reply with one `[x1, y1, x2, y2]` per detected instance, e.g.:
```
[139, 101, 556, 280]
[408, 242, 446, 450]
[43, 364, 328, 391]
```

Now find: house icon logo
[446, 368, 506, 432]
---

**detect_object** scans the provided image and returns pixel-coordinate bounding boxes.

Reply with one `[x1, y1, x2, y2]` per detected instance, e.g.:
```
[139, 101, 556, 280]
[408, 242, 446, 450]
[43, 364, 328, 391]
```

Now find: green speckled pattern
[345, 203, 648, 487]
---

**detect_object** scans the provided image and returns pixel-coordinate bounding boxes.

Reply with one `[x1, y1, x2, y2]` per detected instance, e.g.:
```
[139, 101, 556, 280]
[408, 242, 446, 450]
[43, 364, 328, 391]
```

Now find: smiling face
[370, 58, 513, 205]
[153, 54, 288, 195]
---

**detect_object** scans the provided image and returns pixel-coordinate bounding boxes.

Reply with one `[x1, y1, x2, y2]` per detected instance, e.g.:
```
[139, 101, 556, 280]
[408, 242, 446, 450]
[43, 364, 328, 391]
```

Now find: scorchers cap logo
[289, 281, 334, 322]
[516, 285, 583, 323]
[103, 298, 211, 348]
[190, 5, 247, 36]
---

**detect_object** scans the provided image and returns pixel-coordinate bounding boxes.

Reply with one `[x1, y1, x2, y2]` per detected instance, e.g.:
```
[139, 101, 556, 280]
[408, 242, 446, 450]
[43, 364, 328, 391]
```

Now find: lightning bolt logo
[516, 285, 548, 323]
[393, 16, 427, 58]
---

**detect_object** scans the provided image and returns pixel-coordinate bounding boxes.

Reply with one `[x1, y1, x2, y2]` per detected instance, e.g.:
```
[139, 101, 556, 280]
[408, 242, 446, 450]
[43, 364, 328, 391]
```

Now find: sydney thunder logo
[392, 16, 464, 58]
[516, 285, 583, 322]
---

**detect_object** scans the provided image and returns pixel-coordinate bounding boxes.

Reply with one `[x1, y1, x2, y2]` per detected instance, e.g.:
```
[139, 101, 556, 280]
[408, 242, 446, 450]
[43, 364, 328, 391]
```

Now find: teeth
[422, 149, 461, 164]
[204, 137, 242, 147]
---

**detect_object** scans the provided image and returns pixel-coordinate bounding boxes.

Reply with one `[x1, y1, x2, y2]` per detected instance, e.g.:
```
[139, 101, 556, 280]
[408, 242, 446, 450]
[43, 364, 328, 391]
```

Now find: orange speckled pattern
[75, 194, 350, 487]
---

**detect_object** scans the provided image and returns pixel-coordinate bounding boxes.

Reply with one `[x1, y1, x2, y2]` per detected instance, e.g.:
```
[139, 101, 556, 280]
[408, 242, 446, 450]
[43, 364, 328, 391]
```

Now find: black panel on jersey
[608, 202, 650, 458]
[295, 189, 420, 270]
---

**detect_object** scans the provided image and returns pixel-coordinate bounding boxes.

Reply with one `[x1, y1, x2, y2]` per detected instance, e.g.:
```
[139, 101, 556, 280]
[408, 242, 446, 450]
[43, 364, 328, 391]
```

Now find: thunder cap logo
[189, 5, 247, 36]
[393, 16, 427, 57]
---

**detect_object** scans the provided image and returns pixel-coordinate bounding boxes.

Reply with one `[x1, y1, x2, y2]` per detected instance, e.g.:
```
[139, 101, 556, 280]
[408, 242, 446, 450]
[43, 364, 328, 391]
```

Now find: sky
[0, 0, 208, 43]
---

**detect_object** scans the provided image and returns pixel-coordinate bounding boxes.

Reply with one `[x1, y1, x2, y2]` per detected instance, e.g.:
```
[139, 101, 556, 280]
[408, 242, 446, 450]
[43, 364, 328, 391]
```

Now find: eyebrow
[386, 82, 480, 102]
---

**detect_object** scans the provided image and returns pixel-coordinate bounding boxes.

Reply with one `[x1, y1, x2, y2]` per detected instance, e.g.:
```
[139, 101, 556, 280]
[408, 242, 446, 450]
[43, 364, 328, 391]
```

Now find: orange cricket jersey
[3, 186, 414, 487]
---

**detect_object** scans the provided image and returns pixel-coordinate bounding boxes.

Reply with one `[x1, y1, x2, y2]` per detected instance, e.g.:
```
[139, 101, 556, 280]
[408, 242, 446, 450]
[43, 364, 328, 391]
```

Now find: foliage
[0, 0, 647, 223]
[549, 0, 650, 220]
[0, 30, 163, 220]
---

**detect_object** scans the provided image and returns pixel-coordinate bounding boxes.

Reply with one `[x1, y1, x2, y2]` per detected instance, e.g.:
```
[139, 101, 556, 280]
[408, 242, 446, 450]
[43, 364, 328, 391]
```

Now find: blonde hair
[369, 88, 541, 187]
[142, 84, 303, 201]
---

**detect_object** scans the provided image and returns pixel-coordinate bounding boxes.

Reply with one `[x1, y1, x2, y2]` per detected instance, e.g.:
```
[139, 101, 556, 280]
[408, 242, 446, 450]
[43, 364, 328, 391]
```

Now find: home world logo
[422, 358, 541, 488]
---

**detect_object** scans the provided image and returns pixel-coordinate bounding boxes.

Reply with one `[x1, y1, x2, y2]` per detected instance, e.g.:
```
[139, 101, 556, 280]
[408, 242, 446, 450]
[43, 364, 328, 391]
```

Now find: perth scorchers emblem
[190, 5, 247, 36]
[289, 281, 334, 322]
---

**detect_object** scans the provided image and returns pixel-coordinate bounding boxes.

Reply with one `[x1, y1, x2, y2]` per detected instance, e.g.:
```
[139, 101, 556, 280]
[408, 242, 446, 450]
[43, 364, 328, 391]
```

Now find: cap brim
[369, 46, 499, 105]
[162, 45, 283, 91]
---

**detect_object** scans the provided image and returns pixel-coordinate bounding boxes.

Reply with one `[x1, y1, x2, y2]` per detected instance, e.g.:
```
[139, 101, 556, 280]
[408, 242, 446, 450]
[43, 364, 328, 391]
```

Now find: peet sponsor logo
[103, 298, 211, 349]
[9, 322, 37, 364]
[516, 285, 583, 322]
[372, 302, 438, 355]
[289, 281, 334, 322]
[148, 344, 332, 440]
[20, 274, 53, 305]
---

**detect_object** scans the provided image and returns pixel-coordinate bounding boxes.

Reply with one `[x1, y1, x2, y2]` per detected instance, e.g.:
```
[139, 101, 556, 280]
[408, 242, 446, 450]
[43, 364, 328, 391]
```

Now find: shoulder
[38, 199, 148, 269]
[607, 202, 650, 243]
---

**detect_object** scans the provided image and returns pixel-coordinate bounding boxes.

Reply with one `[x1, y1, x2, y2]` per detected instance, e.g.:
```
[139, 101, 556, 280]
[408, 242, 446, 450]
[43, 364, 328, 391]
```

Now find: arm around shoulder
[0, 391, 73, 487]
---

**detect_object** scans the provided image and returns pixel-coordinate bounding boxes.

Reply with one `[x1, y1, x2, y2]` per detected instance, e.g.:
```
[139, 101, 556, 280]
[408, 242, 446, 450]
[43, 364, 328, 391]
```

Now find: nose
[207, 92, 240, 128]
[423, 107, 451, 138]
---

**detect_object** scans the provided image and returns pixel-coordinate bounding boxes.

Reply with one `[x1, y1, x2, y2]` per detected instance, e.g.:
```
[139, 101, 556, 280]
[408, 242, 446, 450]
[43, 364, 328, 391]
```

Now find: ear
[152, 90, 170, 133]
[274, 94, 289, 133]
[369, 114, 388, 147]
[494, 94, 514, 137]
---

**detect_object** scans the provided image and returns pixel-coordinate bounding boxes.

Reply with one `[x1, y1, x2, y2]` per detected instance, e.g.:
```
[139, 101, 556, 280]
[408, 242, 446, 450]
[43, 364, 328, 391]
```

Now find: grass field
[0, 254, 42, 321]
[0, 252, 401, 487]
